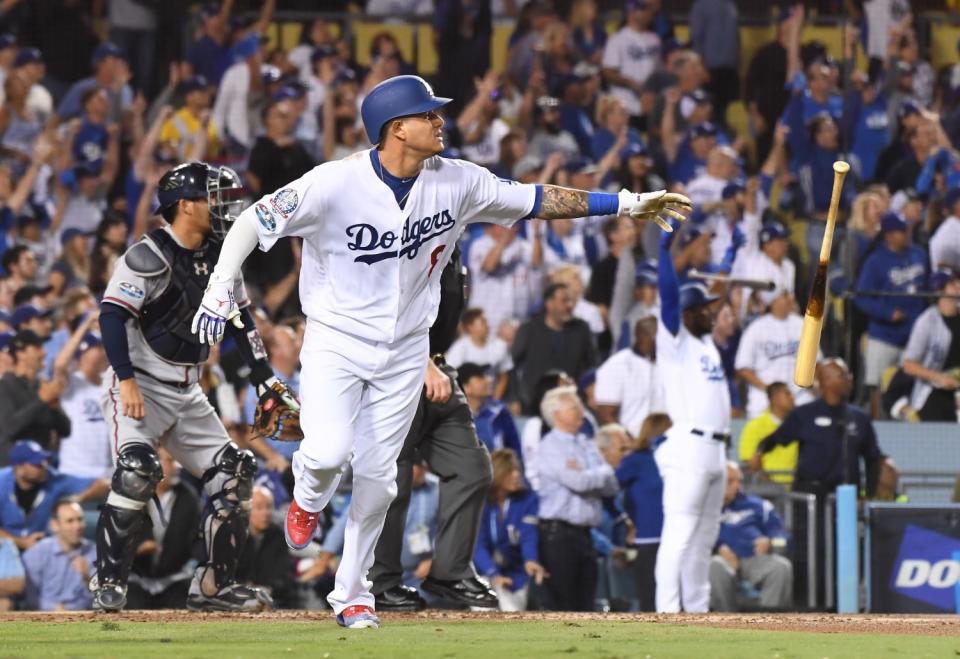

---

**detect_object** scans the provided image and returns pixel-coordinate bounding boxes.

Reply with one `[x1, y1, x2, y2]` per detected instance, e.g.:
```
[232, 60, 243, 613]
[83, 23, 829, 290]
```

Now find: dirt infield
[2, 609, 959, 636]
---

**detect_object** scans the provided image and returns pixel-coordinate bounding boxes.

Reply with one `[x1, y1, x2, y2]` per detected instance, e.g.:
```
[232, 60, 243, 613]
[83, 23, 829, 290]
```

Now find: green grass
[0, 619, 957, 659]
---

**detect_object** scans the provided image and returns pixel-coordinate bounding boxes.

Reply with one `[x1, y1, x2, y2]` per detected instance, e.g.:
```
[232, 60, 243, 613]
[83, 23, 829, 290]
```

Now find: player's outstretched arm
[658, 221, 682, 336]
[537, 185, 692, 231]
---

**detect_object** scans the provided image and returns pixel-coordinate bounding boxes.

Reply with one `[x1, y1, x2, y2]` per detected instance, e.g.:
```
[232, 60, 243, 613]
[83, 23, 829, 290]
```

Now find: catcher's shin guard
[189, 442, 271, 611]
[94, 443, 163, 610]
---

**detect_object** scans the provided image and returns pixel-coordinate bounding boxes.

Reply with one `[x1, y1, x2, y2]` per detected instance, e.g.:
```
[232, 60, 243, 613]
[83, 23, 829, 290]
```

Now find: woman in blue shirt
[474, 449, 546, 611]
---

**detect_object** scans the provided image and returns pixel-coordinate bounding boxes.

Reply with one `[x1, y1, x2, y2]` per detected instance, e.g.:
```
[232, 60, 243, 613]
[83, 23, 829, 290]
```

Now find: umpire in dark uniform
[370, 246, 498, 611]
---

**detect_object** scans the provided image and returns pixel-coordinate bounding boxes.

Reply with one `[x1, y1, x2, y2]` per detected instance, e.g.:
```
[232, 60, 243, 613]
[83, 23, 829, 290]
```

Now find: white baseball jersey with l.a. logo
[656, 321, 731, 433]
[243, 150, 537, 343]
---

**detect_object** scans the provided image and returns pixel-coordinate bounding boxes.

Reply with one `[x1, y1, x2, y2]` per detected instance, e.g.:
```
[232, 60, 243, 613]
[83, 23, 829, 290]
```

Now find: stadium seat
[931, 23, 960, 70]
[417, 24, 438, 75]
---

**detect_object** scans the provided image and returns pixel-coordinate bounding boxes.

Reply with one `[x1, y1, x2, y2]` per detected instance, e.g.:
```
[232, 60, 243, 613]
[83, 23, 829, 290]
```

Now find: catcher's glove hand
[252, 377, 304, 442]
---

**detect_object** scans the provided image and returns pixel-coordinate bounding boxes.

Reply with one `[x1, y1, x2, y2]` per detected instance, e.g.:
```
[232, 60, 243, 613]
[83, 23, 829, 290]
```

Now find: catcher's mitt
[252, 378, 304, 442]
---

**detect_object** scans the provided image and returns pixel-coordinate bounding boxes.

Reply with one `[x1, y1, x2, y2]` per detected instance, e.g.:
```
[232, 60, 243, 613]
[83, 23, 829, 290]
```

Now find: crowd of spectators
[0, 0, 954, 612]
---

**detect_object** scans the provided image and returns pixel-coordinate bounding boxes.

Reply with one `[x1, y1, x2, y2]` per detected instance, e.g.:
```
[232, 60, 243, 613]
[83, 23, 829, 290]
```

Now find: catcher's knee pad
[201, 441, 257, 510]
[197, 442, 257, 593]
[97, 444, 163, 588]
[107, 443, 164, 510]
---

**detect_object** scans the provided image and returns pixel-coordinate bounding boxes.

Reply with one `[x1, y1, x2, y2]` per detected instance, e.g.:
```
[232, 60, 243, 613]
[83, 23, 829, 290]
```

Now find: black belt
[540, 519, 592, 534]
[692, 428, 731, 444]
[133, 367, 193, 390]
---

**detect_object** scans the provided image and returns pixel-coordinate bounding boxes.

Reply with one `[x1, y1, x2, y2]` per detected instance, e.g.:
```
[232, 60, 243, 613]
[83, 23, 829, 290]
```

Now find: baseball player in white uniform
[654, 222, 731, 613]
[190, 75, 692, 628]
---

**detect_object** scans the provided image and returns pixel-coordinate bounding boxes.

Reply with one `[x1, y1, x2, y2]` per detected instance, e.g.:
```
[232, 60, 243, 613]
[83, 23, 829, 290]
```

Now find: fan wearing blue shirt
[474, 449, 545, 612]
[709, 462, 792, 612]
[0, 440, 107, 550]
[855, 213, 929, 417]
[22, 499, 97, 611]
[615, 412, 667, 612]
[459, 362, 523, 465]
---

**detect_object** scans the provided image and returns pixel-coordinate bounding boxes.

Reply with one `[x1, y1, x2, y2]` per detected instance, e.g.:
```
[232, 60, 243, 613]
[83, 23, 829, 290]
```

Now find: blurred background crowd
[0, 0, 958, 613]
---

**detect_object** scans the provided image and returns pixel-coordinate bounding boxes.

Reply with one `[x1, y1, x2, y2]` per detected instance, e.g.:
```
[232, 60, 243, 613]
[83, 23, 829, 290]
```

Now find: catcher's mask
[157, 162, 248, 240]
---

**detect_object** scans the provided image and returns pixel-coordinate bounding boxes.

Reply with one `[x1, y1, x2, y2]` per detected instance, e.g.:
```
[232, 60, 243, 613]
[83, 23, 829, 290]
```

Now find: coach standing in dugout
[750, 358, 883, 606]
[370, 245, 498, 611]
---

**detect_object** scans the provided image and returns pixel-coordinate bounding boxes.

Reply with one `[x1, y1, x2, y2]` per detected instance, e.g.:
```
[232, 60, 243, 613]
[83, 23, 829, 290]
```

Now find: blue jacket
[854, 243, 928, 346]
[474, 490, 539, 592]
[799, 145, 856, 214]
[474, 400, 523, 465]
[615, 448, 664, 543]
[0, 467, 94, 536]
[716, 491, 788, 559]
[849, 92, 891, 182]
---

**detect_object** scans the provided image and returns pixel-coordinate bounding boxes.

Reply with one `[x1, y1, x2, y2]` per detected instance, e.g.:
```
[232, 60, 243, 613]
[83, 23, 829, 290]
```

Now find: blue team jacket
[474, 490, 539, 592]
[716, 491, 789, 559]
[854, 243, 928, 346]
[615, 448, 664, 544]
[474, 400, 524, 465]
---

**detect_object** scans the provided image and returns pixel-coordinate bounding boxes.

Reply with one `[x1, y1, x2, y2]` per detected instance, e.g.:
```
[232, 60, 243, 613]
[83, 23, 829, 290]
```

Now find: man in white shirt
[58, 334, 112, 479]
[468, 222, 544, 333]
[445, 308, 513, 400]
[734, 289, 815, 419]
[602, 0, 661, 118]
[929, 188, 960, 273]
[732, 221, 796, 313]
[685, 145, 739, 216]
[595, 315, 662, 438]
[211, 36, 262, 153]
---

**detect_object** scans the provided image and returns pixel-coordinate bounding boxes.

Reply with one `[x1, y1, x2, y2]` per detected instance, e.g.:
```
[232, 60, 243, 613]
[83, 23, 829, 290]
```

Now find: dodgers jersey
[656, 321, 731, 433]
[245, 150, 537, 343]
[734, 312, 816, 418]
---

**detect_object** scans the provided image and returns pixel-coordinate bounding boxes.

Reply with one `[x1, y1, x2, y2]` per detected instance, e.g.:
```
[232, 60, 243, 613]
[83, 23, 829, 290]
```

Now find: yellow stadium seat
[417, 24, 438, 75]
[281, 22, 302, 51]
[880, 365, 899, 394]
[354, 22, 415, 67]
[931, 23, 960, 71]
[725, 100, 749, 140]
[492, 21, 514, 74]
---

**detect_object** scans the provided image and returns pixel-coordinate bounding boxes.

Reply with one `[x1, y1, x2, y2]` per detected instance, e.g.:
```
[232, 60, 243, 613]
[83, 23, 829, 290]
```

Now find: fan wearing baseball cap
[0, 440, 108, 551]
[0, 331, 71, 466]
[854, 212, 929, 418]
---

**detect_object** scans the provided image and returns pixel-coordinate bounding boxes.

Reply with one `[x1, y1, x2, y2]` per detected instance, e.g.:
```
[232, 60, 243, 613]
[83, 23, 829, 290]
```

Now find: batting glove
[191, 276, 243, 345]
[618, 189, 693, 232]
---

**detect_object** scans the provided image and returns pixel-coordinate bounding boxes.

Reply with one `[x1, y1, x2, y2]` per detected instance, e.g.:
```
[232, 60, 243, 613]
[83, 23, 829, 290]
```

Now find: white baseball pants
[291, 320, 428, 614]
[653, 427, 727, 613]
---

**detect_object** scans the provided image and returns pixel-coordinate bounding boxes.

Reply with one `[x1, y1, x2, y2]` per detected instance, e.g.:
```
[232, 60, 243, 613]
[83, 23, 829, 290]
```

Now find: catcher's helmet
[157, 162, 247, 239]
[360, 75, 452, 144]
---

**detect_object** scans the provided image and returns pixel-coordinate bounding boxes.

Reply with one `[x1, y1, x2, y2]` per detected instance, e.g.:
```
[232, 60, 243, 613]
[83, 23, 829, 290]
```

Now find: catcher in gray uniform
[91, 162, 301, 612]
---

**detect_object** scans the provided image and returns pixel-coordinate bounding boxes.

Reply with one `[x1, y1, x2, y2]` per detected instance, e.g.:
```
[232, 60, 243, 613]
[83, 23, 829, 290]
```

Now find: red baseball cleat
[284, 499, 320, 550]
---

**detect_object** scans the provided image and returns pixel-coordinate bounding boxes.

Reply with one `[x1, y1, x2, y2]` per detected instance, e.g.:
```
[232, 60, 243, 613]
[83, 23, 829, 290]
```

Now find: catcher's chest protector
[139, 228, 222, 365]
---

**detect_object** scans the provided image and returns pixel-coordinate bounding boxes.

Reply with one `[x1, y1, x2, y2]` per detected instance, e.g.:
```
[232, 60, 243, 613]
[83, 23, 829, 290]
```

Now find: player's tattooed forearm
[539, 186, 589, 219]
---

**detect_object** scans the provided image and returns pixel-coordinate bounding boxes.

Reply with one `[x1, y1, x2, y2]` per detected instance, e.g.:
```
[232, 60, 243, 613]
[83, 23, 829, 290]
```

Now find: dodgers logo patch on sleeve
[118, 281, 145, 300]
[270, 189, 299, 217]
[255, 203, 277, 232]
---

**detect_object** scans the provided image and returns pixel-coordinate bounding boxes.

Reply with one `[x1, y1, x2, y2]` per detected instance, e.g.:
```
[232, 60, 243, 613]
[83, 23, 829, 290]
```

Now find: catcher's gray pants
[102, 368, 230, 474]
[370, 362, 493, 592]
[708, 554, 793, 612]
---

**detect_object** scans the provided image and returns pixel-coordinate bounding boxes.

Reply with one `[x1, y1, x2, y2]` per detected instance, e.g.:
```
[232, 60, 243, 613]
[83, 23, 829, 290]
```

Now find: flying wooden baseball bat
[688, 270, 776, 291]
[794, 161, 850, 388]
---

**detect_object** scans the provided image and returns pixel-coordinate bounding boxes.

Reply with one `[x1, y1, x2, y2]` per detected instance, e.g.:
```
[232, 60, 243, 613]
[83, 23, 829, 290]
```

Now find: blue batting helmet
[680, 282, 720, 311]
[360, 75, 452, 144]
